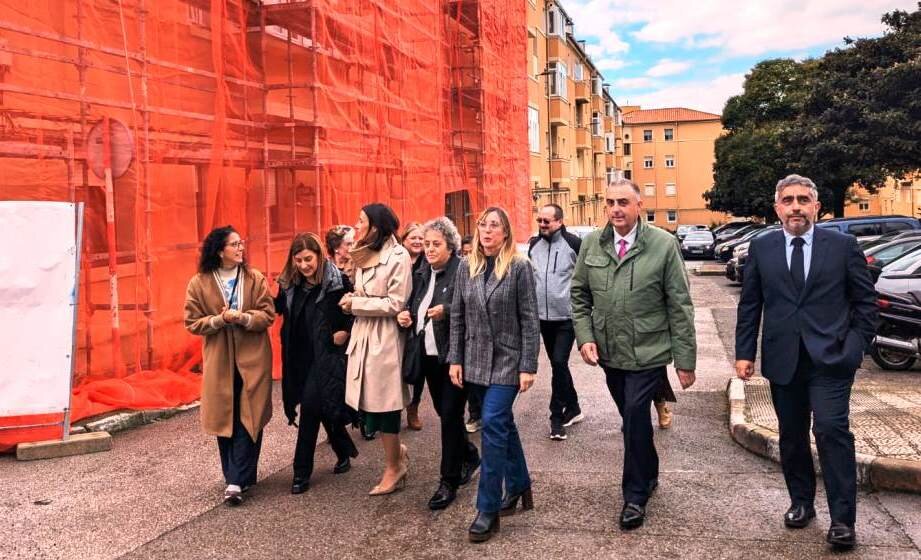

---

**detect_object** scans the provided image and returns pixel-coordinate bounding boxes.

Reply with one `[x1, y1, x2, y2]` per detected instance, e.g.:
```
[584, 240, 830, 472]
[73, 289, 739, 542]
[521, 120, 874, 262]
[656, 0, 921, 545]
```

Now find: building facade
[844, 175, 921, 218]
[527, 0, 624, 228]
[621, 107, 727, 231]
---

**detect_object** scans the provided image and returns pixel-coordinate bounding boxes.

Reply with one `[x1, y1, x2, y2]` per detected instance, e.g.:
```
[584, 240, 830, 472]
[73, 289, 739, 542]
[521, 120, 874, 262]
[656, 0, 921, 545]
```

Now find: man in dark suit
[735, 174, 878, 551]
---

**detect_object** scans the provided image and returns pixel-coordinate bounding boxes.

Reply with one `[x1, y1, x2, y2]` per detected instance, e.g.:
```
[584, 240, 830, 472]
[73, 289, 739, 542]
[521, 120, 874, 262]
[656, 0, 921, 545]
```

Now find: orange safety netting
[0, 0, 528, 451]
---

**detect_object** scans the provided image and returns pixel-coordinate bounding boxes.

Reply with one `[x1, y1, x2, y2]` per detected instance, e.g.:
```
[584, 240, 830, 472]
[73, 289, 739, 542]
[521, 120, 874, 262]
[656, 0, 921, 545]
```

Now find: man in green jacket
[571, 179, 697, 530]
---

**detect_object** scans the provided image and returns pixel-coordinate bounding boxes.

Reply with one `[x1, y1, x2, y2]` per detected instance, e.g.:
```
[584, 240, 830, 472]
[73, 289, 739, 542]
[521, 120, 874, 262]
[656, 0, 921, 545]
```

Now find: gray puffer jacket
[528, 227, 582, 321]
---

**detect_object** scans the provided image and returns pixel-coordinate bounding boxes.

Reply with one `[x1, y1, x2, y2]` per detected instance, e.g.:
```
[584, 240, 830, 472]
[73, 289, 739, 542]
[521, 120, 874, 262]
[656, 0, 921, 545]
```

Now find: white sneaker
[465, 418, 482, 433]
[563, 412, 585, 428]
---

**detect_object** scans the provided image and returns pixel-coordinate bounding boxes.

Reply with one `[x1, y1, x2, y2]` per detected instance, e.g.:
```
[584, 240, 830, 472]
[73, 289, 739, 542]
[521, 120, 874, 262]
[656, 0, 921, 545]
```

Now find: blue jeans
[473, 383, 531, 513]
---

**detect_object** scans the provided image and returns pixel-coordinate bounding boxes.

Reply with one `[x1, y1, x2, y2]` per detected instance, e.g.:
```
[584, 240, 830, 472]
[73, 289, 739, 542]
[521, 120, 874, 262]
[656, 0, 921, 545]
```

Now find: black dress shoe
[648, 479, 659, 495]
[291, 478, 310, 495]
[428, 480, 457, 510]
[459, 454, 481, 486]
[784, 504, 816, 529]
[620, 503, 646, 530]
[468, 511, 500, 543]
[333, 457, 351, 474]
[827, 522, 856, 550]
[499, 487, 534, 517]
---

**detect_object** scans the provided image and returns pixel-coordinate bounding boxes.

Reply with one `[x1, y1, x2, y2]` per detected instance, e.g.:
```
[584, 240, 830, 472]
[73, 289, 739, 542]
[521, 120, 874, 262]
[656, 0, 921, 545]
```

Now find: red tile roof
[622, 107, 721, 125]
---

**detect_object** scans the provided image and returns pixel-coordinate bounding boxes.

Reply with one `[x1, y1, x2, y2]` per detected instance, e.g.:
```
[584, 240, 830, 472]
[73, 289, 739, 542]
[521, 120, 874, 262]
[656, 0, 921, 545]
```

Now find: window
[858, 200, 870, 212]
[644, 183, 655, 197]
[268, 169, 296, 235]
[547, 7, 563, 36]
[573, 63, 584, 82]
[529, 32, 539, 76]
[188, 5, 209, 27]
[664, 128, 674, 141]
[549, 61, 567, 99]
[901, 180, 913, 187]
[643, 156, 653, 169]
[884, 221, 913, 233]
[606, 168, 621, 184]
[665, 155, 675, 168]
[665, 182, 677, 196]
[528, 106, 540, 153]
[592, 76, 602, 96]
[605, 133, 615, 153]
[623, 143, 631, 156]
[646, 210, 655, 222]
[847, 223, 881, 237]
[643, 129, 652, 142]
[667, 210, 677, 223]
[591, 112, 602, 136]
[624, 170, 632, 180]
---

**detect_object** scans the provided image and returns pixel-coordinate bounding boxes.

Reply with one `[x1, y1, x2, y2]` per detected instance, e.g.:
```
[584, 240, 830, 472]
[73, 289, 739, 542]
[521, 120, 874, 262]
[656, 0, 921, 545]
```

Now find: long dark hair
[278, 233, 326, 289]
[357, 203, 400, 251]
[198, 225, 247, 273]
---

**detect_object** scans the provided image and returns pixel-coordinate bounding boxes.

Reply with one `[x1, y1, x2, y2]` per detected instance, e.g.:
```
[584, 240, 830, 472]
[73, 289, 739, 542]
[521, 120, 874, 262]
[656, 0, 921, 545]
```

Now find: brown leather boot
[654, 401, 673, 429]
[407, 403, 422, 431]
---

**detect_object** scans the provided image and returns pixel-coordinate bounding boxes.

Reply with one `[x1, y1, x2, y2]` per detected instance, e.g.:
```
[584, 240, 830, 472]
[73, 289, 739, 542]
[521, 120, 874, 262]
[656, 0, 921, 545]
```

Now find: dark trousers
[541, 320, 580, 421]
[293, 397, 357, 481]
[472, 383, 530, 513]
[770, 342, 857, 526]
[467, 388, 482, 421]
[421, 355, 479, 486]
[604, 366, 664, 505]
[411, 372, 426, 406]
[217, 369, 263, 487]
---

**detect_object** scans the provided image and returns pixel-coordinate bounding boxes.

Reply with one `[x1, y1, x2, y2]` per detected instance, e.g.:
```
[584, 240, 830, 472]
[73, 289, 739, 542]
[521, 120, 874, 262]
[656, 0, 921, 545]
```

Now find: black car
[715, 225, 779, 262]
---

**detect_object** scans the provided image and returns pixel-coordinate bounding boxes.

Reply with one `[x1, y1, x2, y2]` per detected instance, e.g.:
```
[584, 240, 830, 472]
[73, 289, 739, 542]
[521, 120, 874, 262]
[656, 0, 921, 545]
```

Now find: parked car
[715, 225, 779, 262]
[725, 257, 739, 282]
[866, 239, 921, 282]
[736, 252, 749, 284]
[875, 249, 921, 294]
[715, 222, 765, 244]
[681, 231, 716, 259]
[859, 229, 921, 251]
[817, 215, 921, 242]
[676, 224, 709, 242]
[712, 221, 754, 240]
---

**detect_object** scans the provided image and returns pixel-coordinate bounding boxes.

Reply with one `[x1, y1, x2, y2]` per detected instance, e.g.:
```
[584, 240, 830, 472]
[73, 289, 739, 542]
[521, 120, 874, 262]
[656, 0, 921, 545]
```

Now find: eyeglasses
[536, 218, 554, 225]
[226, 240, 246, 249]
[478, 220, 503, 231]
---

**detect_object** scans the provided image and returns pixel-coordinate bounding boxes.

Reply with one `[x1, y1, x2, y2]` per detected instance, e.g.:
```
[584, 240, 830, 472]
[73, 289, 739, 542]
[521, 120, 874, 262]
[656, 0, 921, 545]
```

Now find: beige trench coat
[345, 237, 412, 412]
[184, 267, 275, 439]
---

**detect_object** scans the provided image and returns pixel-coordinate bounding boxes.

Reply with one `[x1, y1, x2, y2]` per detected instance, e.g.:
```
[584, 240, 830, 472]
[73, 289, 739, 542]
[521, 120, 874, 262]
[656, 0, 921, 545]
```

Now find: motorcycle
[871, 290, 921, 370]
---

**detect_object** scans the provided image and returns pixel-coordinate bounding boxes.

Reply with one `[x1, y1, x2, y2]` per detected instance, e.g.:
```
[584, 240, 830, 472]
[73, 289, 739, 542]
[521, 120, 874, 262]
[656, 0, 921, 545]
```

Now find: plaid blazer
[447, 256, 539, 387]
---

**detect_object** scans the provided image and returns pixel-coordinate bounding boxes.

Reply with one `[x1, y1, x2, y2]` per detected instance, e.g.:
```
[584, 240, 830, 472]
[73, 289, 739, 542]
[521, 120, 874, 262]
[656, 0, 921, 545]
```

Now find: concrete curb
[78, 402, 201, 435]
[693, 264, 726, 276]
[726, 377, 921, 494]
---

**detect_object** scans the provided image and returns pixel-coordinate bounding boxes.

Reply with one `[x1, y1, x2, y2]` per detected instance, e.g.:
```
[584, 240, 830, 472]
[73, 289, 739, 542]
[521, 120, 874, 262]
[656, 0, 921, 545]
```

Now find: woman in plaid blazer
[447, 206, 540, 543]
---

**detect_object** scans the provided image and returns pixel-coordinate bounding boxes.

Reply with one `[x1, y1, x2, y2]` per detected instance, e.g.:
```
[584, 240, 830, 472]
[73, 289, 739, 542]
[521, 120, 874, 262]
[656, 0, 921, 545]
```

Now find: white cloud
[563, 0, 909, 57]
[616, 73, 746, 114]
[615, 77, 657, 90]
[646, 59, 692, 77]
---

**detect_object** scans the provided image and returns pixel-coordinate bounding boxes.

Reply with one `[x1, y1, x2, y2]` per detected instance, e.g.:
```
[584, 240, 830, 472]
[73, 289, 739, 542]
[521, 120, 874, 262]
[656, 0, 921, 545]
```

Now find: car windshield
[685, 232, 713, 241]
[883, 247, 921, 272]
[867, 240, 921, 263]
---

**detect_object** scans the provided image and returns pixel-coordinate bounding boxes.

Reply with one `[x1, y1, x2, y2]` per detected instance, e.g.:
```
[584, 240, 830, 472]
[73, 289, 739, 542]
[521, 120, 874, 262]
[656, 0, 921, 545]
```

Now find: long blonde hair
[468, 206, 519, 281]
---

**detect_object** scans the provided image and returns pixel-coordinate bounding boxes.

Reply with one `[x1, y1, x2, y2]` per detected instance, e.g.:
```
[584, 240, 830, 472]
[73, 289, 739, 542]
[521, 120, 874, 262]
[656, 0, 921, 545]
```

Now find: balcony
[576, 177, 592, 197]
[549, 97, 569, 125]
[574, 80, 589, 101]
[592, 95, 604, 113]
[592, 136, 605, 153]
[594, 178, 607, 194]
[547, 36, 566, 60]
[550, 158, 570, 180]
[605, 153, 615, 167]
[575, 127, 591, 149]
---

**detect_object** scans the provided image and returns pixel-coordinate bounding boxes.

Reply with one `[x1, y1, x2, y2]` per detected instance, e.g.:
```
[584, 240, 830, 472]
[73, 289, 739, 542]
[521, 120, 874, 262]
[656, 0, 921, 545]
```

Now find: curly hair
[325, 225, 354, 259]
[198, 225, 247, 273]
[423, 217, 461, 254]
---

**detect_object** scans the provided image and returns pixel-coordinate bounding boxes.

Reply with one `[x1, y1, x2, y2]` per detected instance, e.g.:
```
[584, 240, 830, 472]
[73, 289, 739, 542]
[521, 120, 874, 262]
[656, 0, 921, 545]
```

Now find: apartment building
[527, 0, 624, 228]
[622, 107, 727, 230]
[844, 175, 921, 218]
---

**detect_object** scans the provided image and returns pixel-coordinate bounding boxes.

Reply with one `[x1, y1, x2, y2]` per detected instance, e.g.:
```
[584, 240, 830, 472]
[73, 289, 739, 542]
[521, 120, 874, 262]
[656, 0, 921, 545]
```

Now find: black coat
[405, 253, 460, 364]
[275, 263, 354, 426]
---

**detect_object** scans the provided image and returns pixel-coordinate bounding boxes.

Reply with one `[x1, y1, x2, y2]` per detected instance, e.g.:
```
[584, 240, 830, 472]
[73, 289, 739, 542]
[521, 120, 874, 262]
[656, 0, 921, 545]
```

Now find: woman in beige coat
[184, 225, 275, 506]
[340, 203, 412, 496]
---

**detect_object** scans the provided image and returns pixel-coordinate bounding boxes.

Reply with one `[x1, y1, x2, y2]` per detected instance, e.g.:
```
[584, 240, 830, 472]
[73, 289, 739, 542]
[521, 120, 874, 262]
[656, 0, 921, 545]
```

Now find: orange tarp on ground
[0, 0, 528, 451]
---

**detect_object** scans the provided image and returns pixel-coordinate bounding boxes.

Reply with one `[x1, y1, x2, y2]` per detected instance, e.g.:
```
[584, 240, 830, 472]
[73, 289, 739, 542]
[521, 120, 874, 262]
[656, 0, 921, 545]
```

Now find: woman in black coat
[397, 217, 480, 511]
[275, 233, 358, 494]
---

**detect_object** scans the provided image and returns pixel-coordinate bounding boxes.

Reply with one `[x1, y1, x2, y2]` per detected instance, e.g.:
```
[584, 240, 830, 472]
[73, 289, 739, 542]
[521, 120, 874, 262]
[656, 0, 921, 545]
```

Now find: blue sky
[560, 0, 916, 114]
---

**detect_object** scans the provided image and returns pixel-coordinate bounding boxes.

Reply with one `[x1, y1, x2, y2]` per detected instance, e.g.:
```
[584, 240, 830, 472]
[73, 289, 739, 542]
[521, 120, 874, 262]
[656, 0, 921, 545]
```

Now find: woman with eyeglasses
[340, 203, 413, 495]
[401, 221, 427, 431]
[276, 233, 358, 495]
[447, 207, 539, 542]
[184, 226, 275, 506]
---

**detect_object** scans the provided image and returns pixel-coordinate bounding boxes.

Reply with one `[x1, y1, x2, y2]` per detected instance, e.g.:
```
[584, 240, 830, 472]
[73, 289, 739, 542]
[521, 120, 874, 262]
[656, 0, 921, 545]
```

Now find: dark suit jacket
[735, 227, 877, 384]
[447, 256, 540, 387]
[405, 253, 460, 364]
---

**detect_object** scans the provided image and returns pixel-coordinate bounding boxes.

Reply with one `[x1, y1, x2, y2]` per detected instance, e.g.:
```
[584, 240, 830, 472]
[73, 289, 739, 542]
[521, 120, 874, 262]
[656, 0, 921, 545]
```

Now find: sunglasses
[536, 218, 555, 225]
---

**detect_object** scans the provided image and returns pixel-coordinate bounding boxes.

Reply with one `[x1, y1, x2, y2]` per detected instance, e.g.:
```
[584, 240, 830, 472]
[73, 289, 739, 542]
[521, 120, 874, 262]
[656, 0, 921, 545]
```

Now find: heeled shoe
[400, 444, 410, 471]
[369, 471, 408, 496]
[468, 511, 500, 543]
[499, 487, 534, 517]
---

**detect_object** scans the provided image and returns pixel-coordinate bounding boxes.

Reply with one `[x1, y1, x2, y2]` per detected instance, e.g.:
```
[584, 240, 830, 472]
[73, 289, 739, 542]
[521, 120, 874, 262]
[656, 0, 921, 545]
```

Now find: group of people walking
[184, 173, 875, 550]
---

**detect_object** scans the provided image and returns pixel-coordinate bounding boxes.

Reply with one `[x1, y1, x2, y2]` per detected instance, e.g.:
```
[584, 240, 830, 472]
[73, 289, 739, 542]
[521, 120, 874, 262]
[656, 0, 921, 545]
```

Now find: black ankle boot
[468, 511, 500, 543]
[499, 488, 534, 516]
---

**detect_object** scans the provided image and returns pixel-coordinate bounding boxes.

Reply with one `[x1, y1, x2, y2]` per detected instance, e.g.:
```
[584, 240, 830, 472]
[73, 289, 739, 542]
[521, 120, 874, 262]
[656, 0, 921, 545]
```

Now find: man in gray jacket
[529, 204, 584, 440]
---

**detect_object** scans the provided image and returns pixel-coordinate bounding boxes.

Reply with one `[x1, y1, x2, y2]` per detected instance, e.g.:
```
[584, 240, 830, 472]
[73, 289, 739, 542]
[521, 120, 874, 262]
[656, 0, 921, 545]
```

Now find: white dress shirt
[613, 222, 639, 258]
[783, 226, 814, 281]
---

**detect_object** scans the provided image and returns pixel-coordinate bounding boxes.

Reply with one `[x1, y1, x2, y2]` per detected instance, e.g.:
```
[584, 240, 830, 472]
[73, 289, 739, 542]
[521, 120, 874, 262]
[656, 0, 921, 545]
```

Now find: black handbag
[401, 316, 431, 385]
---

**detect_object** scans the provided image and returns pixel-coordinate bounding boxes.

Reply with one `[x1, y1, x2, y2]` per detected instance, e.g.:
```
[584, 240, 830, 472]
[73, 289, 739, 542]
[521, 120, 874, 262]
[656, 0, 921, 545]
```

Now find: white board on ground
[0, 202, 78, 417]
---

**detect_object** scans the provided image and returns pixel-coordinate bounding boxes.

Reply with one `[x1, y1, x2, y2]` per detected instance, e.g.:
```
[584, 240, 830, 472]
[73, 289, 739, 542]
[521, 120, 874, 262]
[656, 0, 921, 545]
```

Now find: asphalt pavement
[2, 267, 919, 560]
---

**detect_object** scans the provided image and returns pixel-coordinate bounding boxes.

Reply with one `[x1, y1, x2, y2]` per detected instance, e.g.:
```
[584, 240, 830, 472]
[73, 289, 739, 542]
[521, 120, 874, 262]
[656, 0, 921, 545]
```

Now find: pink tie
[618, 239, 628, 258]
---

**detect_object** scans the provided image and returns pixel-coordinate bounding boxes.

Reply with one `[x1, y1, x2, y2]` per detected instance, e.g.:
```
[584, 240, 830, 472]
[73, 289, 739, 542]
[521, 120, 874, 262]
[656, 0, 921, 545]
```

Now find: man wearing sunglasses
[527, 204, 584, 441]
